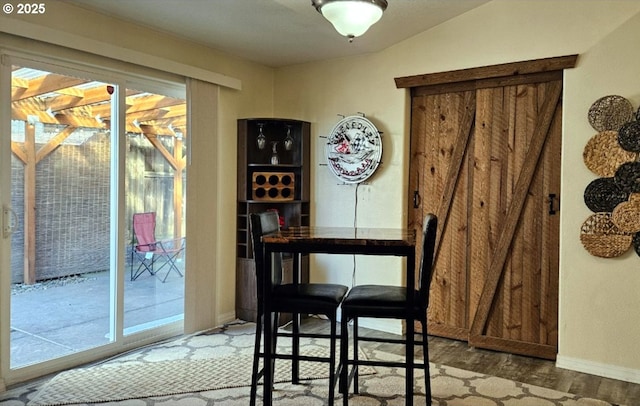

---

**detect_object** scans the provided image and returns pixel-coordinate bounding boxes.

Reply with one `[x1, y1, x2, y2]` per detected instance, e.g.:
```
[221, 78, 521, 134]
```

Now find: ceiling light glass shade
[313, 0, 387, 40]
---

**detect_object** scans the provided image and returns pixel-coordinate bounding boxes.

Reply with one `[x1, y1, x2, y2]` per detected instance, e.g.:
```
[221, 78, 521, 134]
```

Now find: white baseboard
[556, 355, 640, 384]
[336, 310, 403, 335]
[356, 318, 403, 335]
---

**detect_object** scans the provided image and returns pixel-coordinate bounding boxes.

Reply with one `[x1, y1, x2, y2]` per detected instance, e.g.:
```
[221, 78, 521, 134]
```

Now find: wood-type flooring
[303, 317, 640, 406]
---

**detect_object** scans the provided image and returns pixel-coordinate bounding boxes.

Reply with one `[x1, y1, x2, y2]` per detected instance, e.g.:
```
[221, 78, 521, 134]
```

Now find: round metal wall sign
[325, 115, 382, 184]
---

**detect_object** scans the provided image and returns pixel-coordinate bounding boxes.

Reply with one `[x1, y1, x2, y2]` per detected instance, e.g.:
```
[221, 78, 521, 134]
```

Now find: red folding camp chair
[130, 212, 185, 282]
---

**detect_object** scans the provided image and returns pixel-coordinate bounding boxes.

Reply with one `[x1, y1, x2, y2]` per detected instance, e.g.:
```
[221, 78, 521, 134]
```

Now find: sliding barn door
[401, 56, 575, 360]
[409, 90, 476, 340]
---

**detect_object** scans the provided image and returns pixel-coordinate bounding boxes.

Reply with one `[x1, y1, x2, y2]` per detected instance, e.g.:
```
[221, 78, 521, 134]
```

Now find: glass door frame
[0, 51, 185, 386]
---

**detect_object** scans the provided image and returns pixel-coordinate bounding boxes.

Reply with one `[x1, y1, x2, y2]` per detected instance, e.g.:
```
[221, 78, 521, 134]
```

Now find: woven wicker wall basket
[583, 130, 637, 177]
[612, 194, 640, 233]
[580, 213, 632, 258]
[618, 121, 640, 152]
[588, 95, 634, 132]
[583, 177, 628, 213]
[615, 161, 640, 193]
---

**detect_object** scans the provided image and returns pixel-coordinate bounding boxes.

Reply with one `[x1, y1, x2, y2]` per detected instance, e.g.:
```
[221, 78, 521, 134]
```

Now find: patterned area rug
[27, 322, 371, 406]
[0, 321, 613, 406]
[28, 351, 345, 405]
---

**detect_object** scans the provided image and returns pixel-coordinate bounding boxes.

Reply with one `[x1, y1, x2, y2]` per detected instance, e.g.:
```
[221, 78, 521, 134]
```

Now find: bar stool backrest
[249, 211, 284, 311]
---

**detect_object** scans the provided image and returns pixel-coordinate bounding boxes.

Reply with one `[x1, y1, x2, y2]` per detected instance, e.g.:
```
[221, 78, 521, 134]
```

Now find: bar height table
[261, 226, 417, 405]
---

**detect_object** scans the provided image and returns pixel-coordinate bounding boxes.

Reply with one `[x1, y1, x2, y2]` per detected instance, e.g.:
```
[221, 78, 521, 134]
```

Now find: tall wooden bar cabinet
[236, 118, 310, 321]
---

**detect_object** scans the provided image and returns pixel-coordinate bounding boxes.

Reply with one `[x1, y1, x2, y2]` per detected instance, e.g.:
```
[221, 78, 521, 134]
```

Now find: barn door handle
[413, 190, 421, 208]
[549, 193, 559, 215]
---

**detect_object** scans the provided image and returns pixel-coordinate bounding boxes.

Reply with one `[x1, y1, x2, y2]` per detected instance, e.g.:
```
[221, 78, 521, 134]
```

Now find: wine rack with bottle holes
[252, 172, 295, 201]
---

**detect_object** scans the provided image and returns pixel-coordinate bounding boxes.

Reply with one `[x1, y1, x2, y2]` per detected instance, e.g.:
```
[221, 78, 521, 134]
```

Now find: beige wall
[560, 10, 640, 381]
[274, 0, 640, 382]
[3, 0, 640, 387]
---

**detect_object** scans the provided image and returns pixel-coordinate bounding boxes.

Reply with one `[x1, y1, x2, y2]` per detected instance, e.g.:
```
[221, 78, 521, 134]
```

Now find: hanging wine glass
[257, 123, 266, 150]
[284, 125, 294, 151]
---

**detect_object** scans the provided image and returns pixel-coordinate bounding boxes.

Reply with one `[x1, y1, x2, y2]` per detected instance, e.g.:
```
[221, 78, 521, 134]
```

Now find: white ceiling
[64, 0, 490, 68]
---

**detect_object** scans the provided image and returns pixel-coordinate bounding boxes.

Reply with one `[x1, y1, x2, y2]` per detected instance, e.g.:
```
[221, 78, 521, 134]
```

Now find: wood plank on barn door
[468, 86, 501, 340]
[542, 94, 562, 348]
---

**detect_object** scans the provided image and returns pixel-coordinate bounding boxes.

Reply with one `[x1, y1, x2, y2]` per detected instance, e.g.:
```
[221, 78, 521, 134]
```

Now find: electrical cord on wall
[352, 182, 361, 288]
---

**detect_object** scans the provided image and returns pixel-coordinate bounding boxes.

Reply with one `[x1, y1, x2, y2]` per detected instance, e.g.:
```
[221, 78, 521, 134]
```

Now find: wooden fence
[10, 132, 185, 284]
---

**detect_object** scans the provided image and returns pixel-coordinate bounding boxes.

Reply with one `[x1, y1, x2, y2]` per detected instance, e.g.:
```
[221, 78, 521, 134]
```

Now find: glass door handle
[3, 205, 18, 238]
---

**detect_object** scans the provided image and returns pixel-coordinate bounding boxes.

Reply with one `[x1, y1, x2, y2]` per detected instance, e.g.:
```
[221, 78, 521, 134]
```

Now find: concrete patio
[10, 265, 185, 368]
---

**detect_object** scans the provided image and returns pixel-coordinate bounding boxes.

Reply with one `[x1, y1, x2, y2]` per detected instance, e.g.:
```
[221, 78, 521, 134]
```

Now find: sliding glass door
[1, 56, 186, 373]
[123, 85, 186, 335]
[8, 64, 115, 368]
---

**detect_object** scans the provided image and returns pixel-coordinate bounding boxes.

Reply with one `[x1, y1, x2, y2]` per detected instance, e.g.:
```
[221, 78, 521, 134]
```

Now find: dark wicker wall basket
[583, 177, 628, 213]
[618, 121, 640, 152]
[615, 161, 640, 193]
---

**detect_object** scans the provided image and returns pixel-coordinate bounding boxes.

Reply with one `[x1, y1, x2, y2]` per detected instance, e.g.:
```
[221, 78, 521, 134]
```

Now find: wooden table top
[262, 226, 416, 248]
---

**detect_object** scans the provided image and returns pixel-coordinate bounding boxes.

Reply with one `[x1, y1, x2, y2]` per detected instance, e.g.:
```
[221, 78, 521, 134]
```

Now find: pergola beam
[35, 126, 77, 164]
[12, 74, 89, 101]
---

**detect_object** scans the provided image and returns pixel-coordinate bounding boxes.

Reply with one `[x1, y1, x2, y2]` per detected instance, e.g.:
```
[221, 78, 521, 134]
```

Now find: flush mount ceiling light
[312, 0, 388, 42]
